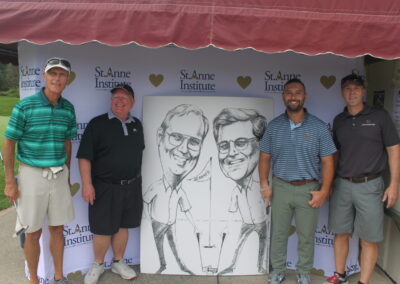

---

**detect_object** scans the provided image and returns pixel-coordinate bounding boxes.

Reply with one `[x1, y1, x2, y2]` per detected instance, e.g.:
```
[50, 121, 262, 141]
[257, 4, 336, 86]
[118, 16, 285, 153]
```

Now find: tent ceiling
[0, 0, 399, 59]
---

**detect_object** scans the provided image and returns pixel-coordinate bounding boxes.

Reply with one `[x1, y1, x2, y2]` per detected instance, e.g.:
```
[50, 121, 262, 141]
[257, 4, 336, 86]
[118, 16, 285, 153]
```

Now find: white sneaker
[84, 262, 104, 284]
[111, 259, 137, 280]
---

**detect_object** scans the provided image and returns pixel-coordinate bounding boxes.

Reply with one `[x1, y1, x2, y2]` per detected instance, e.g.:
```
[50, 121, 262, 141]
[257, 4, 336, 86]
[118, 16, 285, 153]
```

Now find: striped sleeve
[319, 123, 337, 157]
[4, 102, 25, 141]
[65, 103, 77, 140]
[259, 126, 272, 153]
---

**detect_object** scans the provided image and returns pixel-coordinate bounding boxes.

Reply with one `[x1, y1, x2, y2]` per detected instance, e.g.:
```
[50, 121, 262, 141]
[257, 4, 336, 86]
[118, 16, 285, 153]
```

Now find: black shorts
[89, 177, 143, 235]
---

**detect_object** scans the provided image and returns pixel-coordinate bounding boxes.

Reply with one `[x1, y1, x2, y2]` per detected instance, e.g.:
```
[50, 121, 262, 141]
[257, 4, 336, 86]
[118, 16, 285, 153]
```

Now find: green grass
[0, 96, 18, 116]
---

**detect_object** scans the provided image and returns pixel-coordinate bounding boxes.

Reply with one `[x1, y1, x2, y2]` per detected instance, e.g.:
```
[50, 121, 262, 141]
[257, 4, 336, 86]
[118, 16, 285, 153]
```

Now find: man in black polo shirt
[324, 74, 400, 284]
[77, 84, 144, 284]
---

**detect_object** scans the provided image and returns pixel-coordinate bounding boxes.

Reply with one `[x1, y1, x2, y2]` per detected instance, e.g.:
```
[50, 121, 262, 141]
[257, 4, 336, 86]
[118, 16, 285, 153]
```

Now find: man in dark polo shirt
[324, 74, 400, 284]
[77, 84, 144, 284]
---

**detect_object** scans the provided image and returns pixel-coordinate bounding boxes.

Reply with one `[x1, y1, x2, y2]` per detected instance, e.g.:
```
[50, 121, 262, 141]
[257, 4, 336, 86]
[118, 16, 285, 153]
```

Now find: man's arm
[185, 211, 199, 233]
[3, 138, 18, 203]
[64, 139, 72, 170]
[78, 158, 95, 205]
[309, 154, 335, 208]
[382, 144, 400, 208]
[259, 152, 272, 206]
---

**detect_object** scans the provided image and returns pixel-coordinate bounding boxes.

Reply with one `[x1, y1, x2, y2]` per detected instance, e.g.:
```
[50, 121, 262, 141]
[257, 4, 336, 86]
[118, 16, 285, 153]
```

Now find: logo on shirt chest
[361, 119, 376, 127]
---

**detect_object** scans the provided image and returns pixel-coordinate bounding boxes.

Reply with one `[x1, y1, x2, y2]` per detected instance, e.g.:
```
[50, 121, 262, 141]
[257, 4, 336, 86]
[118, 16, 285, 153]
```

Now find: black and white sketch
[141, 96, 273, 275]
[213, 108, 269, 275]
[143, 104, 209, 274]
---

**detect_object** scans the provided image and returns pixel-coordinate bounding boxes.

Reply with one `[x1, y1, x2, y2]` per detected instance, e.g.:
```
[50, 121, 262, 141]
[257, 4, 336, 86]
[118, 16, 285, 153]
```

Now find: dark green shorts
[329, 177, 384, 242]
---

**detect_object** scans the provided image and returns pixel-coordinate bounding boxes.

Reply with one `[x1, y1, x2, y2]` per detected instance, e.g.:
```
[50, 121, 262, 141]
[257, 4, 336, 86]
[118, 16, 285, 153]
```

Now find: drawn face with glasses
[217, 120, 259, 182]
[158, 113, 205, 177]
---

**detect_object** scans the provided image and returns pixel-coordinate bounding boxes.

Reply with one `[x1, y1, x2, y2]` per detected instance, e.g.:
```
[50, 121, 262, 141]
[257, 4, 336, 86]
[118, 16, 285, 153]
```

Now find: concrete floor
[0, 207, 393, 284]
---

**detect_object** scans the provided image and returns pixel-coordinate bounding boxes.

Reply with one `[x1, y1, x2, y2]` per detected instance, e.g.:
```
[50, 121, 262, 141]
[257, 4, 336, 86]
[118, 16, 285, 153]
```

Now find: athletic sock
[336, 271, 346, 278]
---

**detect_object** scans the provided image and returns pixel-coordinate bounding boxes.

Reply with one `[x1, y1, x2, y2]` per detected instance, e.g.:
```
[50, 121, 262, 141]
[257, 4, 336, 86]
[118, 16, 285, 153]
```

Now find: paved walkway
[0, 207, 393, 284]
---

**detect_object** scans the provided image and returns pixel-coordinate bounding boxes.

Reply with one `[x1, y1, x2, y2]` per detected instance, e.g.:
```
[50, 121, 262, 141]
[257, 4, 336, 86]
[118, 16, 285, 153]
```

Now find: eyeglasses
[46, 58, 71, 69]
[217, 137, 257, 155]
[165, 131, 202, 152]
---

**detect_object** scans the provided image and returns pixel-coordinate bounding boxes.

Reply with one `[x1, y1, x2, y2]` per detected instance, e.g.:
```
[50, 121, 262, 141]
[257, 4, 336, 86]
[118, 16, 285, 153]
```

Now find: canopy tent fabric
[0, 0, 400, 59]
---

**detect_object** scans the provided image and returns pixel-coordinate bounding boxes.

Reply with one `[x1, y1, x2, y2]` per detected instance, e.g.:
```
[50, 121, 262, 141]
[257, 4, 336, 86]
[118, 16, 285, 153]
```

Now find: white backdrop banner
[17, 41, 362, 281]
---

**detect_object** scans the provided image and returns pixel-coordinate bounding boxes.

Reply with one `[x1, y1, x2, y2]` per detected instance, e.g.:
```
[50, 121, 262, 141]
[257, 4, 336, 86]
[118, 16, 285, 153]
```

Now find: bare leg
[359, 240, 378, 284]
[93, 234, 112, 264]
[48, 225, 65, 280]
[333, 233, 350, 274]
[24, 229, 42, 284]
[111, 228, 128, 260]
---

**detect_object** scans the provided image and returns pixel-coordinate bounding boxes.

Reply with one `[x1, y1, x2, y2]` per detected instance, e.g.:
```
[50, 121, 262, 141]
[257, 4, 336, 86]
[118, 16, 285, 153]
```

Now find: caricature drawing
[143, 104, 209, 274]
[213, 108, 269, 275]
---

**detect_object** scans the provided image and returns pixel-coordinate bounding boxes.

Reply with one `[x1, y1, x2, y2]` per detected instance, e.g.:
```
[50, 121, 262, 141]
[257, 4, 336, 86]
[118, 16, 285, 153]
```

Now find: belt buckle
[120, 179, 129, 185]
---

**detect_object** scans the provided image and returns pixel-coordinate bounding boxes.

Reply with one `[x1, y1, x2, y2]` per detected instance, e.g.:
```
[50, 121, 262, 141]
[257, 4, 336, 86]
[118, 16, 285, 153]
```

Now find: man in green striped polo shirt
[3, 57, 77, 284]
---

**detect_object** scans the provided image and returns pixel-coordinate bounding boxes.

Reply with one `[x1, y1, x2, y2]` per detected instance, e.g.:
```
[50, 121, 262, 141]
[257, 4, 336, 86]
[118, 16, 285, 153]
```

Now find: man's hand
[260, 185, 272, 207]
[82, 183, 95, 205]
[4, 182, 19, 203]
[382, 185, 399, 208]
[309, 190, 328, 208]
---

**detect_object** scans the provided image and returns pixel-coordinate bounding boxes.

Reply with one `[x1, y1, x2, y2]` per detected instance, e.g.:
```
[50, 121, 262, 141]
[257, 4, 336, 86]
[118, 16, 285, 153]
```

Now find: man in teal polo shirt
[3, 57, 77, 284]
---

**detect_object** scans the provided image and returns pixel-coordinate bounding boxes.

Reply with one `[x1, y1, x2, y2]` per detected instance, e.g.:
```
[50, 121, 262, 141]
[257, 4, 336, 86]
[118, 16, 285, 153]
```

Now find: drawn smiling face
[217, 120, 259, 182]
[158, 113, 204, 177]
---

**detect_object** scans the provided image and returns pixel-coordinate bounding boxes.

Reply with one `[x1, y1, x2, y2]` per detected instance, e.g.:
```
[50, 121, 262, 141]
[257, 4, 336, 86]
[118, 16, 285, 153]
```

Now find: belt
[343, 173, 381, 183]
[100, 174, 141, 186]
[276, 177, 317, 186]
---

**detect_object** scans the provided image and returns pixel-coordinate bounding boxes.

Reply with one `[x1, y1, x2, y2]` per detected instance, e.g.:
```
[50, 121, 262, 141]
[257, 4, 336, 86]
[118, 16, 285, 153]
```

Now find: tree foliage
[0, 63, 19, 97]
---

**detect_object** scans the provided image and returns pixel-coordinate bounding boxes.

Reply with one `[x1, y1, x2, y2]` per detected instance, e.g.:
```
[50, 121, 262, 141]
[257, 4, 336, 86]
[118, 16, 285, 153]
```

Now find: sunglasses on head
[47, 58, 71, 69]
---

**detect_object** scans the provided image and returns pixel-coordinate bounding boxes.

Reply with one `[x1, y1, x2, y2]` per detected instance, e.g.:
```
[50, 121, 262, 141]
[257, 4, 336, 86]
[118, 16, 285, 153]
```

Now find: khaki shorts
[16, 163, 75, 233]
[329, 177, 384, 242]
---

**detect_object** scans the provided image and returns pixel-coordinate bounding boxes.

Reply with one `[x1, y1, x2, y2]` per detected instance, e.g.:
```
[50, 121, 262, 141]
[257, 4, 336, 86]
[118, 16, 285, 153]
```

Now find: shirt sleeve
[76, 120, 94, 160]
[381, 109, 400, 147]
[319, 123, 337, 157]
[65, 104, 77, 140]
[178, 190, 192, 212]
[332, 117, 341, 150]
[143, 184, 157, 204]
[259, 126, 272, 154]
[228, 188, 239, 213]
[4, 102, 25, 141]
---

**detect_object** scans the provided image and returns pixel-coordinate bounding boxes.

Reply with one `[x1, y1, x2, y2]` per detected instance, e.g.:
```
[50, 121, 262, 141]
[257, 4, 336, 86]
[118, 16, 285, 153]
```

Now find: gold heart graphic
[70, 183, 80, 196]
[289, 225, 296, 236]
[67, 72, 76, 85]
[149, 74, 164, 87]
[67, 270, 83, 279]
[320, 75, 336, 89]
[237, 76, 252, 89]
[311, 268, 325, 276]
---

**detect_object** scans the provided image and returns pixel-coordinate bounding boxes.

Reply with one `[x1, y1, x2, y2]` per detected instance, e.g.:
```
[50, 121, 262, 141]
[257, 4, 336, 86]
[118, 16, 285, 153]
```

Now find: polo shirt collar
[162, 176, 182, 192]
[38, 87, 64, 108]
[108, 110, 135, 123]
[236, 176, 253, 193]
[343, 103, 372, 117]
[284, 108, 309, 124]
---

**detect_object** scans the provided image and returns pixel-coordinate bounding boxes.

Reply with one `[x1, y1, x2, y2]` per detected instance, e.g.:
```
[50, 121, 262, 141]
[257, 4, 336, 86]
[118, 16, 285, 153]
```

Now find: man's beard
[285, 100, 304, 112]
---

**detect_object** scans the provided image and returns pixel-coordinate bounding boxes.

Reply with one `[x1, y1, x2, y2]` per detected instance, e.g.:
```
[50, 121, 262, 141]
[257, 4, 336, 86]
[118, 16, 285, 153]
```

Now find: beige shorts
[15, 163, 75, 233]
